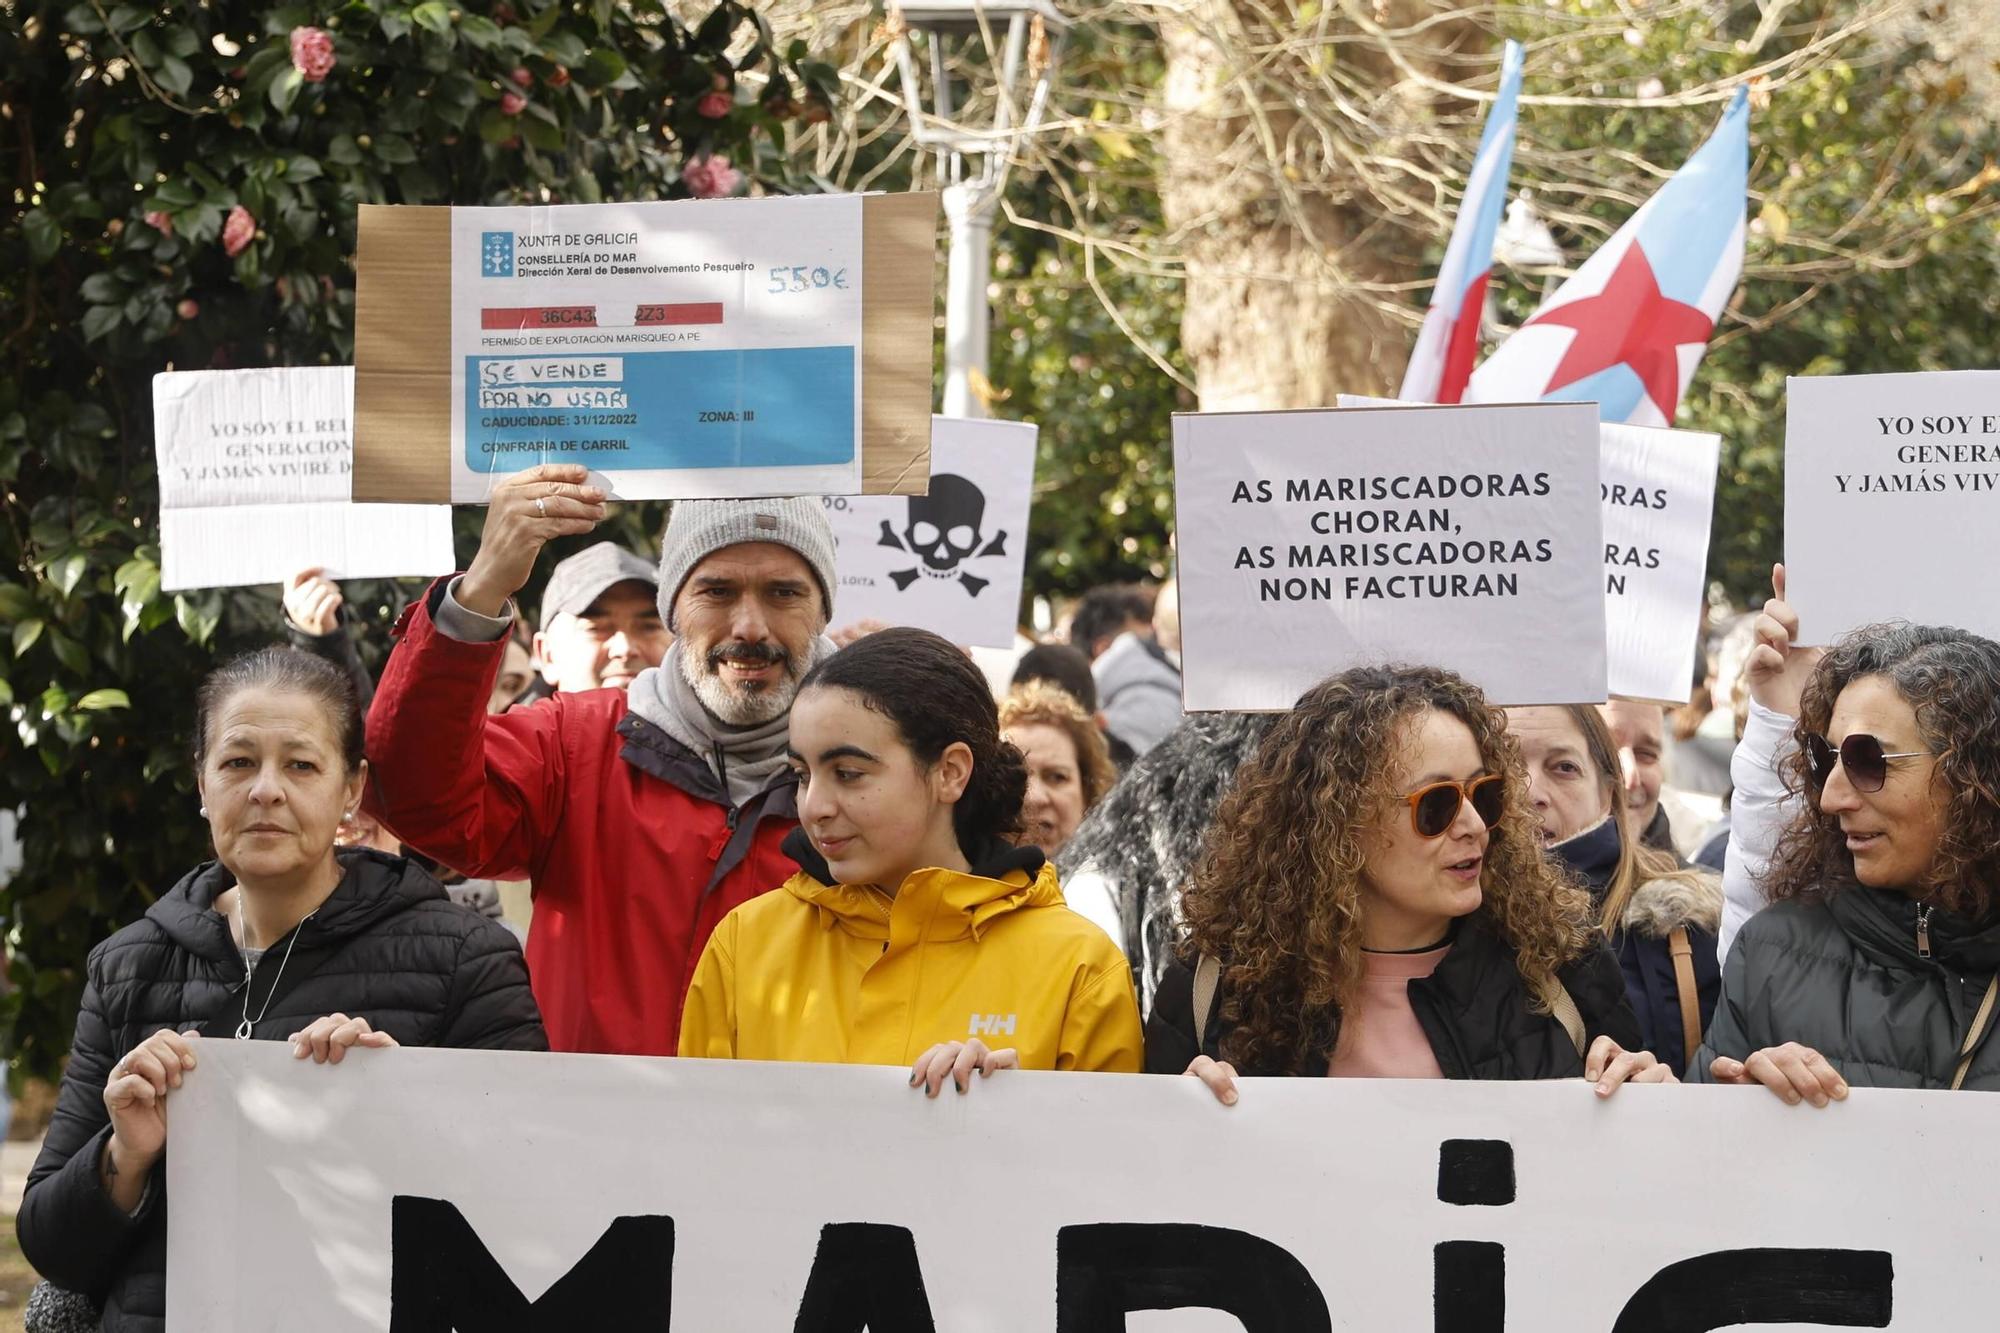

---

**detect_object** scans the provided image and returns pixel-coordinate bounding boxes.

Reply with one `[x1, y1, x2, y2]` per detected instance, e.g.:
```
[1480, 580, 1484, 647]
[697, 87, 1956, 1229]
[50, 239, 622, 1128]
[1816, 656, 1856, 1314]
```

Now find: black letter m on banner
[389, 1195, 675, 1331]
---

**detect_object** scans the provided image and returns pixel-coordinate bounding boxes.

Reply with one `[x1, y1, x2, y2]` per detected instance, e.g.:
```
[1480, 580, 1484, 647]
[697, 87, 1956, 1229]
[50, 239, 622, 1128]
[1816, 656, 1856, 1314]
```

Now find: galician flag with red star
[1464, 87, 1748, 426]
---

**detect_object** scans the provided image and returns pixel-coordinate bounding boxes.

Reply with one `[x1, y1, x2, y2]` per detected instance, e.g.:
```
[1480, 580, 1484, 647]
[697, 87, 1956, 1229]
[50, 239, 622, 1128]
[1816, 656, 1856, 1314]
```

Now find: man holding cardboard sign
[365, 463, 839, 1055]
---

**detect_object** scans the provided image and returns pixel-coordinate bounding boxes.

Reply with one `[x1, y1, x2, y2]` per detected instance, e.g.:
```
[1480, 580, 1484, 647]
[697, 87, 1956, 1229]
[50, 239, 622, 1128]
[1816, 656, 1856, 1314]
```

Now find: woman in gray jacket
[1695, 567, 2000, 1100]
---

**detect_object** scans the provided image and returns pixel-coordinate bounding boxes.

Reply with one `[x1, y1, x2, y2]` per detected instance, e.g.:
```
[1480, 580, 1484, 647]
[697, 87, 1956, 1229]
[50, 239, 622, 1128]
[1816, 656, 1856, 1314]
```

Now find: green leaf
[81, 305, 123, 343]
[520, 115, 564, 153]
[49, 553, 88, 598]
[74, 689, 131, 712]
[80, 273, 123, 303]
[49, 631, 89, 675]
[269, 67, 304, 114]
[459, 14, 502, 48]
[578, 47, 626, 87]
[373, 134, 418, 165]
[0, 676, 12, 707]
[22, 210, 60, 265]
[410, 2, 452, 33]
[479, 108, 516, 144]
[12, 619, 44, 658]
[286, 155, 324, 182]
[0, 583, 34, 621]
[155, 55, 194, 99]
[541, 32, 589, 66]
[326, 134, 363, 166]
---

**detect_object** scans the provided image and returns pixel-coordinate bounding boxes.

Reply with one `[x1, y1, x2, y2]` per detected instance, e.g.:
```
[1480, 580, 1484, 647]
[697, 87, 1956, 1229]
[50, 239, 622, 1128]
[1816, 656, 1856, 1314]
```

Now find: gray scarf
[625, 636, 836, 807]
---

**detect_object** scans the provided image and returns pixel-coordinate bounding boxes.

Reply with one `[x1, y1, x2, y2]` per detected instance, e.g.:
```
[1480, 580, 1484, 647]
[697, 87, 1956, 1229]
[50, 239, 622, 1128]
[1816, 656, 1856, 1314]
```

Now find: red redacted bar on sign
[479, 303, 725, 330]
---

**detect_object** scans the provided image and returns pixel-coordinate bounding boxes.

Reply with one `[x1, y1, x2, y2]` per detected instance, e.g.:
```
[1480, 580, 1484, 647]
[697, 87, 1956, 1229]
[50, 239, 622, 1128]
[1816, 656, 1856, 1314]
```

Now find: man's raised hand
[458, 465, 609, 617]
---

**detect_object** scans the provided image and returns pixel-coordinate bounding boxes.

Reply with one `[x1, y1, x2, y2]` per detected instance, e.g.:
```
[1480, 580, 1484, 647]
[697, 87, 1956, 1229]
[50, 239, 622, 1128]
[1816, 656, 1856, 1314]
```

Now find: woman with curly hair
[1145, 663, 1661, 1102]
[1694, 567, 2000, 1101]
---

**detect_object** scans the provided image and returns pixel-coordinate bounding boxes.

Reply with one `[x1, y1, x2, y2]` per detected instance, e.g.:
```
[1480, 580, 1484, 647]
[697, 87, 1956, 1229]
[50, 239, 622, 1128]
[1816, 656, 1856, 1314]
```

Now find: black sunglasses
[1403, 775, 1506, 839]
[1804, 733, 1927, 794]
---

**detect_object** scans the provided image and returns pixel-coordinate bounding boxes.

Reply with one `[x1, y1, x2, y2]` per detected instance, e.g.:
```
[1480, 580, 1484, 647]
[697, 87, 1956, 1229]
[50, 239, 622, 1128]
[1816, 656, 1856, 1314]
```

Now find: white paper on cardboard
[449, 196, 865, 502]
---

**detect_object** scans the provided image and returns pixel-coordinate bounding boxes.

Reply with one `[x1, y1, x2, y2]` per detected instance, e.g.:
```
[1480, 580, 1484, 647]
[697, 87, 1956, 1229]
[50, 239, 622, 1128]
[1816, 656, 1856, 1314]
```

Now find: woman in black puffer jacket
[17, 648, 545, 1332]
[1694, 587, 2000, 1102]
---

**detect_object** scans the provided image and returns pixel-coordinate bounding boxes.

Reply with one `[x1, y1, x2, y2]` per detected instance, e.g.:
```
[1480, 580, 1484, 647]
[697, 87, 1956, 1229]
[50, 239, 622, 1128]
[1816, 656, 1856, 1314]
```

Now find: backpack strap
[1667, 925, 1702, 1073]
[1542, 979, 1586, 1059]
[1951, 973, 2000, 1091]
[1191, 954, 1221, 1054]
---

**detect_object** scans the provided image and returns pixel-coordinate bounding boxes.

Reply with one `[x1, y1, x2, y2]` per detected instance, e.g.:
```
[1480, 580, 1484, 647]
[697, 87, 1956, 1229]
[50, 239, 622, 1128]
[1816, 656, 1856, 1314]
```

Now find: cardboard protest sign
[820, 416, 1034, 648]
[173, 1042, 1982, 1329]
[1786, 370, 2000, 643]
[1174, 404, 1606, 711]
[1337, 396, 1719, 705]
[153, 367, 454, 592]
[352, 193, 938, 504]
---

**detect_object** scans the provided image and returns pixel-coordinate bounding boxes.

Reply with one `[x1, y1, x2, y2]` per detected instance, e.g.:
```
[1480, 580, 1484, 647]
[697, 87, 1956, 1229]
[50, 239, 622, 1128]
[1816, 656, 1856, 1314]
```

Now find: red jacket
[364, 580, 799, 1055]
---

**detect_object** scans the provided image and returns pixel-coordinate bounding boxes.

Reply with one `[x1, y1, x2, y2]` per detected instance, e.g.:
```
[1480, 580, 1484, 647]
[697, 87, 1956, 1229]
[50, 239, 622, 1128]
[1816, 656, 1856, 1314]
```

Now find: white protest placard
[172, 1042, 1985, 1329]
[820, 416, 1034, 648]
[1597, 422, 1720, 704]
[152, 368, 454, 592]
[1785, 370, 2000, 644]
[352, 194, 938, 504]
[1174, 404, 1606, 710]
[1337, 396, 1720, 705]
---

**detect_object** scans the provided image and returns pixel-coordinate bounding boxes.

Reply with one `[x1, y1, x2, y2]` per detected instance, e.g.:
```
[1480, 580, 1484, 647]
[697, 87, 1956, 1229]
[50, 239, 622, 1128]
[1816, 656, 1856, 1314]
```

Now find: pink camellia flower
[175, 298, 200, 321]
[221, 205, 256, 257]
[143, 210, 174, 237]
[289, 27, 336, 83]
[510, 66, 534, 87]
[696, 89, 732, 119]
[682, 154, 742, 199]
[499, 90, 527, 116]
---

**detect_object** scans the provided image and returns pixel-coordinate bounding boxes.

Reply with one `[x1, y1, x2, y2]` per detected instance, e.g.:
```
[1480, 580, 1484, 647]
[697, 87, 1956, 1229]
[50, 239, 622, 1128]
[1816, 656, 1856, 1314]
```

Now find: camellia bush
[0, 0, 835, 1082]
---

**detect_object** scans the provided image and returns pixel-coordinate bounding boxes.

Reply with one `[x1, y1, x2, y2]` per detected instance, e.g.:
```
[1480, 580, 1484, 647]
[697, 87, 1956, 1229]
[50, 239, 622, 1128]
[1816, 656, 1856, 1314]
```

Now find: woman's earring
[199, 806, 209, 818]
[341, 809, 355, 824]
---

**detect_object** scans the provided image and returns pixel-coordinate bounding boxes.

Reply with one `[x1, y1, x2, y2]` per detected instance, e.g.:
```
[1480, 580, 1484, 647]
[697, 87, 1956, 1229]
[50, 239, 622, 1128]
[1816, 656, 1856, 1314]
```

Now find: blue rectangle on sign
[465, 346, 855, 474]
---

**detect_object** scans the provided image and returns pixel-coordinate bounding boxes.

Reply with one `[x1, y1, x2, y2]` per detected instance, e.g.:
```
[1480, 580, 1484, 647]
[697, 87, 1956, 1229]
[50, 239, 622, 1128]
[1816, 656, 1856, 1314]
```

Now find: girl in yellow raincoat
[679, 628, 1143, 1093]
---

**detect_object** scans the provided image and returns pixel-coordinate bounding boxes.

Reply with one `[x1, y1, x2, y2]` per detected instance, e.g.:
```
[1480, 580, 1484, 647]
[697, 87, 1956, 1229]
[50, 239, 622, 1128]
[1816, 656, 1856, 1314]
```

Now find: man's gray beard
[680, 646, 798, 726]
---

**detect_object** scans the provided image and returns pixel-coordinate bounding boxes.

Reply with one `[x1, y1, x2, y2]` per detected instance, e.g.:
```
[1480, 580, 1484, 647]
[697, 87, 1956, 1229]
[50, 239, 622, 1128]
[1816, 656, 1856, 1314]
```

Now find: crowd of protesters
[18, 463, 2000, 1331]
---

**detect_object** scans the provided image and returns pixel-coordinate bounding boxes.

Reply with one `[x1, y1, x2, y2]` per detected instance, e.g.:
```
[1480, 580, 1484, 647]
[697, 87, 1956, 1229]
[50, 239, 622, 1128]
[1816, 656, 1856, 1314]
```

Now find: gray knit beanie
[656, 497, 837, 630]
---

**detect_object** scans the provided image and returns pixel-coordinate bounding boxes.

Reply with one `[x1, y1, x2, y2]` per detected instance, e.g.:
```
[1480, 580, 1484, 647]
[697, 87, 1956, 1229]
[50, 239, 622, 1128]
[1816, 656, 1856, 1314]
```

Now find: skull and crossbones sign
[877, 473, 1008, 597]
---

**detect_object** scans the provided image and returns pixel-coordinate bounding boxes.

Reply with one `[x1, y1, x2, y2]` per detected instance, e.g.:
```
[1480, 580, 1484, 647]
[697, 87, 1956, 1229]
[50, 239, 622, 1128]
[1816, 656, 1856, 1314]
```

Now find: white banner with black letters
[169, 1041, 1975, 1329]
[1174, 403, 1606, 711]
[820, 416, 1035, 648]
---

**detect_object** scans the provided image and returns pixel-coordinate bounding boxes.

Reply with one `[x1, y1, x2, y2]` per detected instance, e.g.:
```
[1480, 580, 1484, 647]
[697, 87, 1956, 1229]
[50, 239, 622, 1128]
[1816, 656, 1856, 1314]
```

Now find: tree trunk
[1159, 1, 1463, 409]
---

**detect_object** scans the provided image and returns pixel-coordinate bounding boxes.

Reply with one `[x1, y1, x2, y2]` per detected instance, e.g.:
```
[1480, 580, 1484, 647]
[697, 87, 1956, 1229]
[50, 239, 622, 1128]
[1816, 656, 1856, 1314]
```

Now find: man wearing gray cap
[365, 464, 839, 1056]
[530, 541, 668, 694]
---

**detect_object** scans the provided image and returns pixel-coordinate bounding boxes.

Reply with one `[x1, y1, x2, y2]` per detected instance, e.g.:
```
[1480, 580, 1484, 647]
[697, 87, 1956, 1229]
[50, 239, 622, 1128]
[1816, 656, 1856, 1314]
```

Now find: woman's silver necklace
[235, 897, 314, 1041]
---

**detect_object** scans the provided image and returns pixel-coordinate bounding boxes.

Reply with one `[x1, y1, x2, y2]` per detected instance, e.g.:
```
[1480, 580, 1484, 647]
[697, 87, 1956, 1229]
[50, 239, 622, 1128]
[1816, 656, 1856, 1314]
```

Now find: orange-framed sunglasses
[1402, 774, 1506, 838]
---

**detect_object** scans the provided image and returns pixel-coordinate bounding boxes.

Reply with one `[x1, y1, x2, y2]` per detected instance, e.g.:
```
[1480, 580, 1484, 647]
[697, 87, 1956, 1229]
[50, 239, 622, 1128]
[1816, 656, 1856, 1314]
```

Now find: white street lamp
[889, 0, 1068, 419]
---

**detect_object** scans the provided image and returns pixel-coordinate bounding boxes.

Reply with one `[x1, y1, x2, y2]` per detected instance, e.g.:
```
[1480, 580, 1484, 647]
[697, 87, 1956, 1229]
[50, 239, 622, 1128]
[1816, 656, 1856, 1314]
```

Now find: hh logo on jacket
[969, 1013, 1018, 1037]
